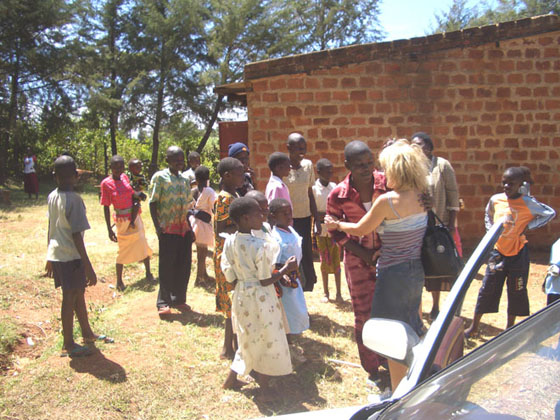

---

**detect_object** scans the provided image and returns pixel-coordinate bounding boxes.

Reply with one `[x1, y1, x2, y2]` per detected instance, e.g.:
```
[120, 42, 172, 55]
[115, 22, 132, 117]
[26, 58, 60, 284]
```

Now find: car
[269, 219, 560, 419]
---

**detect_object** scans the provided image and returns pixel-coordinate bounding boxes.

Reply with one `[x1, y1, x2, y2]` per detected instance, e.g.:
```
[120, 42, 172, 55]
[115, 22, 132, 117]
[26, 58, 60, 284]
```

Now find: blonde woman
[325, 139, 429, 390]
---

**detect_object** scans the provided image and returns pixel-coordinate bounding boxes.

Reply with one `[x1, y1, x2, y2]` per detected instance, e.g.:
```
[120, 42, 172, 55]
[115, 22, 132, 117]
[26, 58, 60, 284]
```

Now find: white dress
[189, 186, 217, 247]
[221, 232, 292, 376]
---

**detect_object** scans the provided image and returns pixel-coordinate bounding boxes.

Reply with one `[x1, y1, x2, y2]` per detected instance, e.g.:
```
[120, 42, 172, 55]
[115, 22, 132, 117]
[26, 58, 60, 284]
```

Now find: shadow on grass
[159, 309, 224, 328]
[125, 276, 158, 293]
[69, 348, 126, 383]
[308, 313, 354, 339]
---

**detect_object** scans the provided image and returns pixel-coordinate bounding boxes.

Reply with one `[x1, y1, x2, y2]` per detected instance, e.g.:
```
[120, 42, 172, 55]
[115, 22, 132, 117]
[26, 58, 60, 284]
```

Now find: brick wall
[243, 15, 560, 249]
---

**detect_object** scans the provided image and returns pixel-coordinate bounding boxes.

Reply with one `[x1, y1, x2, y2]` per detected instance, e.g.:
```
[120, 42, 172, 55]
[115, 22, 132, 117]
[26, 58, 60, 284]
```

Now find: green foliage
[0, 318, 20, 356]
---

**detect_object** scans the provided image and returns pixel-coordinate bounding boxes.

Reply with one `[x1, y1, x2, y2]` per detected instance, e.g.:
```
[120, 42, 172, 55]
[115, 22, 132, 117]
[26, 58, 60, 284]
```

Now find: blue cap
[228, 142, 249, 157]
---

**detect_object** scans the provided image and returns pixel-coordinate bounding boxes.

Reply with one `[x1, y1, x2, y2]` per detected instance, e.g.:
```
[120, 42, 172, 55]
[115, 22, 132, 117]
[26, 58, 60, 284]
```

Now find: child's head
[518, 166, 533, 185]
[187, 151, 201, 170]
[128, 158, 143, 175]
[379, 139, 429, 192]
[411, 132, 434, 159]
[166, 146, 185, 174]
[110, 155, 125, 178]
[502, 167, 525, 199]
[194, 165, 210, 187]
[217, 157, 244, 189]
[316, 158, 333, 183]
[53, 155, 78, 188]
[286, 133, 306, 165]
[268, 152, 291, 178]
[245, 190, 269, 221]
[269, 198, 292, 229]
[229, 196, 263, 231]
[228, 142, 250, 172]
[344, 140, 374, 184]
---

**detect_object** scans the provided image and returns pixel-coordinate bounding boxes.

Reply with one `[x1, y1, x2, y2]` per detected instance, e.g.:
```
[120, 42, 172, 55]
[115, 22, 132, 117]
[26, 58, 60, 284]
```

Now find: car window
[371, 302, 560, 420]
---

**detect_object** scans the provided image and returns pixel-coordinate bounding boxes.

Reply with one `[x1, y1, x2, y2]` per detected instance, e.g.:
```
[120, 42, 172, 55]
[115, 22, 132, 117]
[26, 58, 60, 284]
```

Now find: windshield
[373, 301, 560, 420]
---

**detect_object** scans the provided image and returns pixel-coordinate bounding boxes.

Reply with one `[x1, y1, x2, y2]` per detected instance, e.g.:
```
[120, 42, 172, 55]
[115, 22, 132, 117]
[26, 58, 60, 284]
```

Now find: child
[149, 146, 194, 316]
[214, 157, 245, 359]
[189, 166, 217, 285]
[128, 158, 149, 229]
[101, 155, 153, 291]
[464, 166, 556, 338]
[228, 142, 254, 197]
[312, 158, 342, 303]
[284, 133, 318, 292]
[269, 198, 310, 340]
[45, 155, 111, 357]
[183, 151, 201, 187]
[245, 190, 272, 236]
[221, 197, 296, 401]
[265, 152, 292, 205]
[326, 140, 387, 382]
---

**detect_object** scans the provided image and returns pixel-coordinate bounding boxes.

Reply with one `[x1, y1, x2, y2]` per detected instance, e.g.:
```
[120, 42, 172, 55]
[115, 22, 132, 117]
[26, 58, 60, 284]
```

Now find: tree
[0, 0, 74, 182]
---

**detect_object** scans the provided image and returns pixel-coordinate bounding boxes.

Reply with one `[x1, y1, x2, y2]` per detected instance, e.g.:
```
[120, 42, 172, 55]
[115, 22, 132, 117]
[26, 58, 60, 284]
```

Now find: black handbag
[189, 209, 212, 224]
[421, 210, 463, 278]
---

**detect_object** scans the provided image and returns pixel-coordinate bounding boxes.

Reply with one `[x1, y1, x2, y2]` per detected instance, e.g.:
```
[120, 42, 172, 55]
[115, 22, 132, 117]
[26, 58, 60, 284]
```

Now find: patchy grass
[0, 181, 551, 419]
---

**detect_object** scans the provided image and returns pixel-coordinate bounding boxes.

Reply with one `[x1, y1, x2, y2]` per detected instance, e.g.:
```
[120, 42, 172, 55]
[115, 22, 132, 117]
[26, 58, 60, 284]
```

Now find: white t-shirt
[312, 179, 336, 237]
[285, 159, 315, 219]
[46, 189, 90, 262]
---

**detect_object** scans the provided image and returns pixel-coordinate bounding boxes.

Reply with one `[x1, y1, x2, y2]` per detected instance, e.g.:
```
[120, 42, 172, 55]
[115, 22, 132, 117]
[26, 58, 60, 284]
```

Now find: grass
[0, 179, 551, 419]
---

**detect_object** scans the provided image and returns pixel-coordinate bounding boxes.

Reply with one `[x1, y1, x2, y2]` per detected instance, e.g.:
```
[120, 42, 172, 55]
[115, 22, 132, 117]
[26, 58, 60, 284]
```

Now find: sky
[378, 0, 490, 41]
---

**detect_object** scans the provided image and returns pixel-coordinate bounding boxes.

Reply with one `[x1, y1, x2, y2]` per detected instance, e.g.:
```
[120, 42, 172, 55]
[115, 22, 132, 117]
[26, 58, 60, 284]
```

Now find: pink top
[100, 173, 138, 220]
[265, 175, 292, 205]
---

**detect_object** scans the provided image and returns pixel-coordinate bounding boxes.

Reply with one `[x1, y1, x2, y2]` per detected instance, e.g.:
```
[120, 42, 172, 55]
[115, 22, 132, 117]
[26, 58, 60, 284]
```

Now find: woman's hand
[108, 228, 117, 242]
[283, 256, 298, 273]
[324, 215, 340, 231]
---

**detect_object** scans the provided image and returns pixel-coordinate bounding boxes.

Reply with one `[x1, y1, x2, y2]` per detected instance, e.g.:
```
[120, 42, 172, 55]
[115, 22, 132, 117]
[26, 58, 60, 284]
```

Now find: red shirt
[100, 174, 137, 220]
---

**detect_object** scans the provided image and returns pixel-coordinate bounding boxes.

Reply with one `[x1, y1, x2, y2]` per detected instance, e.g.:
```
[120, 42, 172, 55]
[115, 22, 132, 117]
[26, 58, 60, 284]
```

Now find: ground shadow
[309, 313, 354, 339]
[159, 309, 224, 328]
[69, 348, 126, 383]
[126, 276, 158, 293]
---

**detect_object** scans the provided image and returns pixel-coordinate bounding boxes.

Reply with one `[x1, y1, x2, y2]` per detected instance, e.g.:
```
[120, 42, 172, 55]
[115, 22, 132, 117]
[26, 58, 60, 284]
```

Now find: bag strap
[427, 210, 446, 228]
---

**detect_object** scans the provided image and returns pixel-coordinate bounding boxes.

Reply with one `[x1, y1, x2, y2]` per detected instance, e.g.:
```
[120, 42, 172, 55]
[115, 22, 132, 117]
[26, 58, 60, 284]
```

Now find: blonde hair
[379, 139, 429, 192]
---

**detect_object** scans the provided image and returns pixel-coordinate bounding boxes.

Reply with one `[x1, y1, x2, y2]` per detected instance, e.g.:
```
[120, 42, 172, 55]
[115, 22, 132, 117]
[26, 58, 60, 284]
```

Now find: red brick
[357, 126, 375, 137]
[316, 91, 331, 102]
[262, 93, 278, 102]
[368, 90, 383, 100]
[536, 61, 551, 70]
[251, 80, 269, 91]
[350, 90, 367, 101]
[359, 77, 375, 88]
[286, 106, 302, 117]
[340, 104, 356, 114]
[332, 91, 349, 101]
[499, 60, 515, 71]
[294, 117, 311, 126]
[305, 78, 320, 89]
[323, 78, 338, 88]
[511, 150, 528, 160]
[507, 50, 522, 58]
[526, 73, 541, 83]
[358, 103, 374, 114]
[369, 117, 384, 125]
[521, 100, 537, 110]
[481, 113, 496, 122]
[507, 73, 523, 84]
[496, 125, 511, 134]
[339, 127, 357, 137]
[484, 139, 499, 148]
[387, 116, 404, 124]
[466, 138, 481, 148]
[453, 126, 467, 136]
[270, 78, 286, 90]
[321, 105, 338, 115]
[516, 60, 533, 71]
[298, 92, 314, 102]
[451, 74, 467, 84]
[384, 62, 401, 73]
[333, 117, 349, 125]
[377, 127, 392, 137]
[488, 50, 504, 59]
[487, 74, 504, 84]
[341, 78, 357, 88]
[260, 119, 277, 129]
[376, 103, 391, 113]
[322, 128, 338, 138]
[313, 118, 329, 125]
[350, 117, 366, 125]
[534, 87, 549, 96]
[477, 88, 492, 97]
[544, 48, 560, 58]
[280, 92, 296, 101]
[304, 105, 320, 116]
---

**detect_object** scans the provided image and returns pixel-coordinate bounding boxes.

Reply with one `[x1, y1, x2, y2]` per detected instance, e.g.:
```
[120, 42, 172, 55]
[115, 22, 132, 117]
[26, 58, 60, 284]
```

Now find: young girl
[269, 198, 310, 339]
[189, 166, 217, 285]
[221, 197, 296, 401]
[214, 157, 245, 359]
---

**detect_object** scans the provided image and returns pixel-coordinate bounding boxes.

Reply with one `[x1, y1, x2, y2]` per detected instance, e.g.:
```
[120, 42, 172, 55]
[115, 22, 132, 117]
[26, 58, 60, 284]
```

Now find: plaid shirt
[149, 168, 193, 236]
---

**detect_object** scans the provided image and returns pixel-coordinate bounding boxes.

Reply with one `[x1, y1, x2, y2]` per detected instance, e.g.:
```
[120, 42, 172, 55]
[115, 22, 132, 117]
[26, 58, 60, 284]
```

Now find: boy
[284, 133, 318, 292]
[214, 157, 245, 359]
[228, 142, 254, 196]
[149, 146, 194, 316]
[464, 166, 556, 338]
[128, 158, 149, 229]
[183, 151, 201, 187]
[45, 155, 108, 357]
[312, 158, 342, 303]
[265, 152, 292, 205]
[326, 140, 387, 382]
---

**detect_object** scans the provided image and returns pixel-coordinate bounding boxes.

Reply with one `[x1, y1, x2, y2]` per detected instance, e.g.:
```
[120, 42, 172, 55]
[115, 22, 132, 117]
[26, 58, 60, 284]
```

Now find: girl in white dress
[189, 166, 217, 284]
[221, 197, 296, 401]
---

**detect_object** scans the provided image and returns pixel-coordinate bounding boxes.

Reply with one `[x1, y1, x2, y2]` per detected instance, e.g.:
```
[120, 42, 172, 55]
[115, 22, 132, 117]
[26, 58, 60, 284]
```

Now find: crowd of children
[44, 133, 556, 399]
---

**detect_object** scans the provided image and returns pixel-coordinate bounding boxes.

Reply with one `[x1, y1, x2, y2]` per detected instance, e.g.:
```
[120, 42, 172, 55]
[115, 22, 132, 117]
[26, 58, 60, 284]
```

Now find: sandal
[60, 344, 93, 358]
[84, 334, 114, 344]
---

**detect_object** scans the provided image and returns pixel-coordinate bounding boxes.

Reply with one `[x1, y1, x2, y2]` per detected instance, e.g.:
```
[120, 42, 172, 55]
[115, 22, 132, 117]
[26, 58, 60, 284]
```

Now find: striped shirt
[376, 212, 427, 269]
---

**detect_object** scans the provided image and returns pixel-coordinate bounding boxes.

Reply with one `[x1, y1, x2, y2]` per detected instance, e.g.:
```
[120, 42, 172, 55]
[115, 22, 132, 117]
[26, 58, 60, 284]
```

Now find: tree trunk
[149, 41, 166, 177]
[1, 50, 20, 184]
[108, 1, 118, 156]
[196, 94, 224, 154]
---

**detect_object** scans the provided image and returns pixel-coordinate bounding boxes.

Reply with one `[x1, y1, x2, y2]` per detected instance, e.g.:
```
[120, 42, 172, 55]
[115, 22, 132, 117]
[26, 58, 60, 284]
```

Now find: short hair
[379, 139, 429, 192]
[217, 157, 243, 176]
[316, 158, 333, 172]
[229, 197, 259, 224]
[187, 151, 200, 161]
[269, 198, 291, 214]
[344, 140, 371, 161]
[128, 158, 141, 166]
[504, 166, 526, 181]
[194, 165, 210, 182]
[268, 152, 290, 171]
[53, 155, 77, 177]
[245, 190, 267, 204]
[411, 132, 434, 151]
[287, 132, 306, 146]
[110, 155, 124, 166]
[166, 145, 184, 158]
[518, 166, 533, 184]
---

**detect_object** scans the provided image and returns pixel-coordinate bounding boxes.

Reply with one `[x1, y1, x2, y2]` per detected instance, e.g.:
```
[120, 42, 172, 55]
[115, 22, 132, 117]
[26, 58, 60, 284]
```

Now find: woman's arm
[104, 206, 117, 242]
[326, 194, 389, 237]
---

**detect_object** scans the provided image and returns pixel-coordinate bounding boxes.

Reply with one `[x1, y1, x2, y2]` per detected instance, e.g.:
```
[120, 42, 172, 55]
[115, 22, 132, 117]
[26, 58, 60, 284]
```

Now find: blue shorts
[372, 259, 425, 336]
[475, 246, 530, 316]
[51, 259, 87, 291]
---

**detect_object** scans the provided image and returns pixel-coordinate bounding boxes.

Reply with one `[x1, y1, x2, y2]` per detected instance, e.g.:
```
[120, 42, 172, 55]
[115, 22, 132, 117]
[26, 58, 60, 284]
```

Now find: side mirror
[363, 318, 420, 366]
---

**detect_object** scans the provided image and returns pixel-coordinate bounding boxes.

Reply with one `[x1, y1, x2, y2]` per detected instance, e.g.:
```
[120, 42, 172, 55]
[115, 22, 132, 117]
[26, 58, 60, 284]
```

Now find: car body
[270, 219, 560, 419]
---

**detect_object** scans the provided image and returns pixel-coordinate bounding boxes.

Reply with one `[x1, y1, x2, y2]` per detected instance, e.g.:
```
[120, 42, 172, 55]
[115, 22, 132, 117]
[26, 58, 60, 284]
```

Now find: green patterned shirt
[149, 168, 193, 236]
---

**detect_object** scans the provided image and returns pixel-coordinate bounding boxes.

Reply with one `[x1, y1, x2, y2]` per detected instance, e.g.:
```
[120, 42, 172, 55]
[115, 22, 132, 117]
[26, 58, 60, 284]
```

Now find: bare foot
[220, 349, 235, 360]
[223, 376, 248, 390]
[116, 282, 126, 292]
[464, 326, 477, 339]
[146, 273, 155, 282]
[335, 294, 343, 303]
